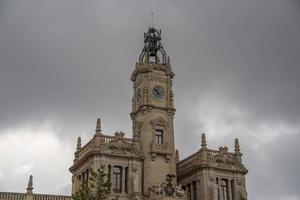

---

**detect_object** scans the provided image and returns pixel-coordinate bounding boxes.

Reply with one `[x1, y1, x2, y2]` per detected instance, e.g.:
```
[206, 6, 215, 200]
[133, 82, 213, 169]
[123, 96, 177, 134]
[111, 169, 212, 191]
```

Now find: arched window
[113, 166, 122, 193]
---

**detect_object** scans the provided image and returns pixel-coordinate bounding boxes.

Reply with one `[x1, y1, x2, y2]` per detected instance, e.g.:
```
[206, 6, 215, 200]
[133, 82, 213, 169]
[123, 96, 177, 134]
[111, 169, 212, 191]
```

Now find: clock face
[152, 86, 165, 100]
[137, 88, 143, 103]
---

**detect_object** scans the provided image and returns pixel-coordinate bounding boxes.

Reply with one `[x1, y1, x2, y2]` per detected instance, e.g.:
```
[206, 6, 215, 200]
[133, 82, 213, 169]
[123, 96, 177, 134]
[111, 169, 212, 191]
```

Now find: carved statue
[174, 185, 186, 198]
[149, 175, 187, 200]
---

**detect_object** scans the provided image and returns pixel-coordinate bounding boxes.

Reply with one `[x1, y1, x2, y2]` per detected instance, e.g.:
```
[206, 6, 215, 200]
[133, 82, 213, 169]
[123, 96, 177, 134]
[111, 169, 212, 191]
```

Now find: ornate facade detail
[177, 134, 248, 200]
[151, 117, 169, 128]
[149, 175, 187, 200]
[139, 27, 167, 64]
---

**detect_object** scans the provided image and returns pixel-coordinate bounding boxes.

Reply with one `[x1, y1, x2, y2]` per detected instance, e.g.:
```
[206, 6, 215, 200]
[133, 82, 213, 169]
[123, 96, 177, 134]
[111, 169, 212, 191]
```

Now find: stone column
[74, 177, 77, 194]
[228, 179, 232, 200]
[110, 165, 113, 193]
[122, 166, 126, 194]
[217, 178, 222, 200]
[191, 182, 194, 200]
[195, 181, 198, 200]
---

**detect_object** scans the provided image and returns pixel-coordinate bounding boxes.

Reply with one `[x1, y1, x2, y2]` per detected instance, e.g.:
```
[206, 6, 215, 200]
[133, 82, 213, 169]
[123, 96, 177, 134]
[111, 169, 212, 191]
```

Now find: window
[113, 166, 122, 193]
[221, 179, 228, 200]
[155, 129, 163, 144]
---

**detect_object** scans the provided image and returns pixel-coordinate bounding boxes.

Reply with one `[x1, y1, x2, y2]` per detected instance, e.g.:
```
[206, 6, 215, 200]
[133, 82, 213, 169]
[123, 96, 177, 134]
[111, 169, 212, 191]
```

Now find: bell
[149, 49, 156, 57]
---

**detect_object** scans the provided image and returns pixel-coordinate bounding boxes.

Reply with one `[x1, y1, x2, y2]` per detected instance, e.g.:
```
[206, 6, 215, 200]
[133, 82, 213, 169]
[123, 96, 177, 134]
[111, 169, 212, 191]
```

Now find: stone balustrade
[0, 192, 71, 200]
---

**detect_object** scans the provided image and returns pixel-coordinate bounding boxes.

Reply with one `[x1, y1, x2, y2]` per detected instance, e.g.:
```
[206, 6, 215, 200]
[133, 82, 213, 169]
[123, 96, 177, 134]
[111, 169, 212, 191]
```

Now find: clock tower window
[155, 129, 163, 144]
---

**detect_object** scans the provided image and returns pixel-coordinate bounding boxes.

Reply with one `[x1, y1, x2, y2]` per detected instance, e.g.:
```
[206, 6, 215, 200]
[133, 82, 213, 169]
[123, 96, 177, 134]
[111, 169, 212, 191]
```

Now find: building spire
[234, 138, 240, 152]
[76, 137, 81, 150]
[201, 133, 207, 148]
[26, 175, 33, 194]
[234, 138, 243, 163]
[95, 118, 101, 134]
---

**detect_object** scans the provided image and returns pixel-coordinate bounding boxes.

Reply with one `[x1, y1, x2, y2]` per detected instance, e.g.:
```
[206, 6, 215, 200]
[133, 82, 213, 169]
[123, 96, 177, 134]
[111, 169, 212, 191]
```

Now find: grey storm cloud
[0, 0, 300, 200]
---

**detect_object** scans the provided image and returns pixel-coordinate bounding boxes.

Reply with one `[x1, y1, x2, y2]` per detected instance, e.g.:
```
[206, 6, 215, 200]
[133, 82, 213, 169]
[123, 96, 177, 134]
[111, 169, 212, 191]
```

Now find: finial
[175, 149, 180, 162]
[26, 175, 33, 194]
[235, 138, 240, 152]
[201, 133, 207, 148]
[76, 137, 81, 150]
[96, 118, 101, 134]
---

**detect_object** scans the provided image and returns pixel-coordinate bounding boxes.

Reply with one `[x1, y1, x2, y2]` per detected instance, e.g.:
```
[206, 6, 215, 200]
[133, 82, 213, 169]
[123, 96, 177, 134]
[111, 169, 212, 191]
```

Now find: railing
[207, 149, 236, 157]
[0, 192, 71, 200]
[153, 143, 168, 151]
[123, 138, 134, 144]
[77, 134, 134, 157]
[101, 135, 115, 143]
[177, 148, 238, 175]
[0, 192, 26, 200]
[33, 194, 71, 200]
[101, 134, 134, 144]
[207, 149, 219, 157]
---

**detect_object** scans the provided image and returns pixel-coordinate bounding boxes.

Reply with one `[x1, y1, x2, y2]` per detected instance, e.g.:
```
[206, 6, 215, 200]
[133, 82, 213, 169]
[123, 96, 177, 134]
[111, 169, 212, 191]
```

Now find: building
[177, 134, 248, 200]
[0, 27, 248, 200]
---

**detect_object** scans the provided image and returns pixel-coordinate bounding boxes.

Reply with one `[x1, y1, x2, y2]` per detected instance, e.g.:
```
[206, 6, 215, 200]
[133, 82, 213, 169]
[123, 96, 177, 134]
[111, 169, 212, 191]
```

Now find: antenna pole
[151, 12, 154, 27]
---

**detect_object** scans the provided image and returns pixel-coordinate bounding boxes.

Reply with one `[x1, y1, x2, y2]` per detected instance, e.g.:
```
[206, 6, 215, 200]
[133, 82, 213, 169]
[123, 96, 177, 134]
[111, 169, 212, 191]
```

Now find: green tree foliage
[74, 168, 111, 200]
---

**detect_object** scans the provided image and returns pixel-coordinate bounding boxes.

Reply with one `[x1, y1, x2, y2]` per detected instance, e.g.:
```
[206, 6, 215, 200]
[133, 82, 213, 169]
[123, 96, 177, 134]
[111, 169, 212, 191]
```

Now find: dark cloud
[0, 0, 300, 199]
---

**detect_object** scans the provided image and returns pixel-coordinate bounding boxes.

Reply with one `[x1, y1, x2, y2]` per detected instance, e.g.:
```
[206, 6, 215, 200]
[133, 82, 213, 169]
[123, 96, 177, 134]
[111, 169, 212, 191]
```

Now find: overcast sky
[0, 0, 300, 199]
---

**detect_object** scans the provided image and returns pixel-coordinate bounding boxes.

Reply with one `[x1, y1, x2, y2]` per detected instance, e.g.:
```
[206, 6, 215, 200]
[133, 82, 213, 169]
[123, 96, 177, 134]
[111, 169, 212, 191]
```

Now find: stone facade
[176, 134, 248, 200]
[69, 119, 144, 200]
[0, 27, 248, 200]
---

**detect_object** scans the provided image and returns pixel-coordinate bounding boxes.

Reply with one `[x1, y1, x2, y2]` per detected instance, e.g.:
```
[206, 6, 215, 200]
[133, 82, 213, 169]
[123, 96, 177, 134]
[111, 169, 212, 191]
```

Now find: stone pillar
[197, 179, 201, 200]
[122, 166, 126, 194]
[110, 165, 113, 193]
[217, 178, 222, 200]
[228, 179, 232, 200]
[231, 180, 236, 200]
[76, 176, 79, 192]
[191, 182, 194, 200]
[202, 171, 208, 200]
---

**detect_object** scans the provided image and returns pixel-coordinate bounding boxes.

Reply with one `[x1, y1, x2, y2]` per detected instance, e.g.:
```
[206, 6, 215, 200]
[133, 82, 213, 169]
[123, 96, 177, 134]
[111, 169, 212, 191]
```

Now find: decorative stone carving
[174, 185, 186, 199]
[151, 117, 169, 127]
[149, 175, 187, 200]
[100, 133, 142, 158]
[214, 146, 235, 169]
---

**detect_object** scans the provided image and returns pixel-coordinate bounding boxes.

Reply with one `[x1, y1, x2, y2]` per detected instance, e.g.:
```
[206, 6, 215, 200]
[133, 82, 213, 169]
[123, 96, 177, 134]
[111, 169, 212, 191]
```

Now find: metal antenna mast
[151, 12, 154, 27]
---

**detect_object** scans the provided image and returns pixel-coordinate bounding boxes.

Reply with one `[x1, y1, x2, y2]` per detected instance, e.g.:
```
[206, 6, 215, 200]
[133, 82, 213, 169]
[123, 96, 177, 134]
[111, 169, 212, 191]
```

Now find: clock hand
[156, 90, 160, 96]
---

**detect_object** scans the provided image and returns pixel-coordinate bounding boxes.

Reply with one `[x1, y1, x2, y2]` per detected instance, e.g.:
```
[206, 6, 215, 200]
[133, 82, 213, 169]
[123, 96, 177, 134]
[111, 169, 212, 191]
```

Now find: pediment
[101, 140, 141, 157]
[210, 153, 247, 172]
[151, 117, 169, 127]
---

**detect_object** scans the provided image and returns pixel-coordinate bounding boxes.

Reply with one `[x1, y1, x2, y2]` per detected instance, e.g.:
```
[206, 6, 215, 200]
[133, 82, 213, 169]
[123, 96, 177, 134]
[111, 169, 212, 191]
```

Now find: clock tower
[130, 27, 176, 195]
